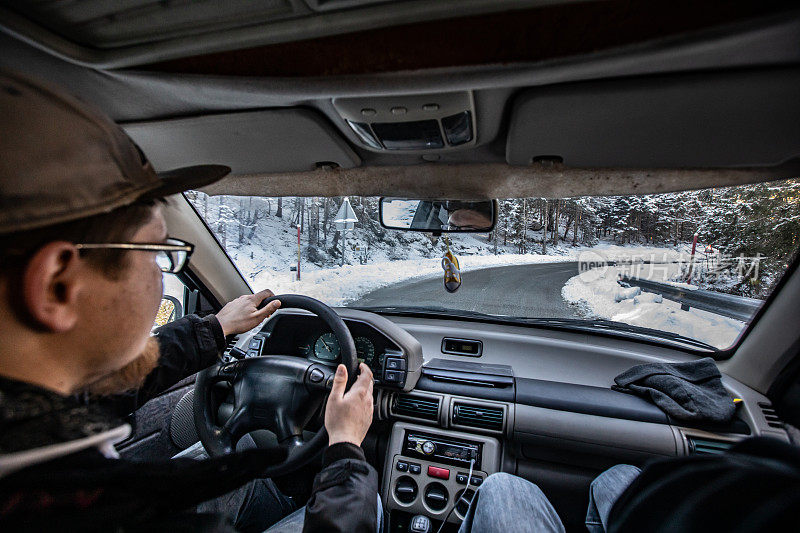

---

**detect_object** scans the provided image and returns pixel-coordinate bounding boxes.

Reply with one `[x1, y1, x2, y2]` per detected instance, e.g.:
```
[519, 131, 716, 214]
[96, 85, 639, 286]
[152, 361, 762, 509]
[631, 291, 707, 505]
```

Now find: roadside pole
[334, 197, 359, 267]
[686, 232, 698, 282]
[296, 225, 301, 280]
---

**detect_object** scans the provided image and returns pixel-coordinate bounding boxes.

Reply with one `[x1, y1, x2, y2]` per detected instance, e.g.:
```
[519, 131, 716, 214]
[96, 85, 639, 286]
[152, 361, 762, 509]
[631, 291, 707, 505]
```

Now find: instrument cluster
[300, 332, 386, 374]
[257, 313, 403, 380]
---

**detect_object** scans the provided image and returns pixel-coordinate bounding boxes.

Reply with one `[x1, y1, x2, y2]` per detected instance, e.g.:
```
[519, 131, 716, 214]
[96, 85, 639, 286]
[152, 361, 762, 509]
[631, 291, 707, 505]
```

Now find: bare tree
[541, 199, 548, 254]
[552, 199, 560, 245]
[323, 198, 330, 245]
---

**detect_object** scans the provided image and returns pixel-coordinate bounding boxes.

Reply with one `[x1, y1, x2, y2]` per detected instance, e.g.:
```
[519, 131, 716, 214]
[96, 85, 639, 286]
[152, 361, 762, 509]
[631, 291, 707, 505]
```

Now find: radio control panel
[404, 432, 483, 470]
[382, 422, 501, 524]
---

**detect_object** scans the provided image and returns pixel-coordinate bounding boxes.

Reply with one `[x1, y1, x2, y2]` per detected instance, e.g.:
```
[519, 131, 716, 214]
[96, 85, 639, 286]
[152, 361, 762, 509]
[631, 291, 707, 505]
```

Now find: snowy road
[351, 262, 581, 318]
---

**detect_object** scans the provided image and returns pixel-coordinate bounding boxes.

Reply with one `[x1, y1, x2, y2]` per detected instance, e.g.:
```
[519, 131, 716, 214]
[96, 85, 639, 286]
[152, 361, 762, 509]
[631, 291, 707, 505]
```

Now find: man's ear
[22, 241, 84, 333]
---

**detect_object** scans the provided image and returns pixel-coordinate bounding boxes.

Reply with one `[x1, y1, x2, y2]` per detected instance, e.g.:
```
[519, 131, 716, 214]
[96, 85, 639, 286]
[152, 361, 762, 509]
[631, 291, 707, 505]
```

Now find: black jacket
[0, 315, 378, 532]
[609, 436, 800, 532]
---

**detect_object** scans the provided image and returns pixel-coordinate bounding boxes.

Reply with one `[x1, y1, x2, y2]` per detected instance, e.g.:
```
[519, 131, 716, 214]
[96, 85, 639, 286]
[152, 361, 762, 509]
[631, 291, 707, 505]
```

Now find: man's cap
[0, 69, 230, 235]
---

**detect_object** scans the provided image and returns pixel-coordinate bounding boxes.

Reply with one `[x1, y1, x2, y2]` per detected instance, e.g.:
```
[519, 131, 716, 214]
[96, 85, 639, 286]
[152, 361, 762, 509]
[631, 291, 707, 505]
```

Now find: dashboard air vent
[758, 402, 785, 429]
[452, 403, 504, 431]
[223, 337, 238, 357]
[441, 338, 482, 357]
[687, 437, 734, 455]
[393, 394, 440, 421]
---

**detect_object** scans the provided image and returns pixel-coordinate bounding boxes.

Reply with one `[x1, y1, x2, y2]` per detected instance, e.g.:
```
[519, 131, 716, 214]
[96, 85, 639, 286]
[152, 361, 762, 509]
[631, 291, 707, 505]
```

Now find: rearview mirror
[379, 198, 496, 233]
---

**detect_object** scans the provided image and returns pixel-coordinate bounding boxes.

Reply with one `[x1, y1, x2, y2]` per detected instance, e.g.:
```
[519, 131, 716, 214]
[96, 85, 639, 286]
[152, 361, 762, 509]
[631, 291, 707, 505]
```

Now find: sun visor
[123, 108, 360, 175]
[506, 69, 800, 168]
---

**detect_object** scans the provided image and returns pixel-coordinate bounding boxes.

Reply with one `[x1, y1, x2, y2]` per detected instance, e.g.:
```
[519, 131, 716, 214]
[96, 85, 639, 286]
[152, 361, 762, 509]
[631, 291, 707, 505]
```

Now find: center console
[382, 422, 502, 524]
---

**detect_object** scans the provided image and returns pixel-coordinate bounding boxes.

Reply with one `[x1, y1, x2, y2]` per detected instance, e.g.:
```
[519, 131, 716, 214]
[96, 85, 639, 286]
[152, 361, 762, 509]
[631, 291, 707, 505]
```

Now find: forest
[186, 178, 799, 299]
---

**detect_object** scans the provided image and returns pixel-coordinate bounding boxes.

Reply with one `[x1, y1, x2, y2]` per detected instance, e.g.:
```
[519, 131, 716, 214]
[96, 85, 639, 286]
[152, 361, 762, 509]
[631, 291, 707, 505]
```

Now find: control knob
[421, 440, 436, 455]
[394, 476, 418, 504]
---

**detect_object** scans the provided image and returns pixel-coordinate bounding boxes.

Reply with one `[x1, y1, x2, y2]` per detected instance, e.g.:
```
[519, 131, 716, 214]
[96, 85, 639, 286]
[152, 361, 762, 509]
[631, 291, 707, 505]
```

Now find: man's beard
[82, 336, 161, 396]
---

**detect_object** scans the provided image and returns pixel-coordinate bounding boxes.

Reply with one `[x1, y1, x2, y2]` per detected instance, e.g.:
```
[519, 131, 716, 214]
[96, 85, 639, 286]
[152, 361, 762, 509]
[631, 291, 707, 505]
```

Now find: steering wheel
[193, 294, 358, 473]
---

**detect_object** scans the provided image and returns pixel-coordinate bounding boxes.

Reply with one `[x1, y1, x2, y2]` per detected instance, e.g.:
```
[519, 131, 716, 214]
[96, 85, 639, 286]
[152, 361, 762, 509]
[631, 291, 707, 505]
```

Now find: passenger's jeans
[458, 473, 565, 533]
[585, 465, 641, 533]
[459, 465, 641, 533]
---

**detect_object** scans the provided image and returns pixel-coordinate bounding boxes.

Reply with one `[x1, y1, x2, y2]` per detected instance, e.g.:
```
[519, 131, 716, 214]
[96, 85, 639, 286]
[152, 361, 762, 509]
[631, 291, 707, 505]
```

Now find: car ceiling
[1, 0, 799, 198]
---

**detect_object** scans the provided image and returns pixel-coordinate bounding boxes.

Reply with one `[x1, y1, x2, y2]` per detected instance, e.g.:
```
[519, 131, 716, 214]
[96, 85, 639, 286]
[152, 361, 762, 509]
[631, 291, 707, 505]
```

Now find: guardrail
[618, 275, 762, 322]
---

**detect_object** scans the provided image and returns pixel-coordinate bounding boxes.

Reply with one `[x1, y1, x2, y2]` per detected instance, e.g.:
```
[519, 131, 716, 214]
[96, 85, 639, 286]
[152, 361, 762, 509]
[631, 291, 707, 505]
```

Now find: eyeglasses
[74, 238, 194, 274]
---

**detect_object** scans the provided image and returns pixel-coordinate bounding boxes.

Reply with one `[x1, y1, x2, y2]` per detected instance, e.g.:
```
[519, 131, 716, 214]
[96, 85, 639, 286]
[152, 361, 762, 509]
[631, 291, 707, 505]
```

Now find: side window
[154, 273, 188, 328]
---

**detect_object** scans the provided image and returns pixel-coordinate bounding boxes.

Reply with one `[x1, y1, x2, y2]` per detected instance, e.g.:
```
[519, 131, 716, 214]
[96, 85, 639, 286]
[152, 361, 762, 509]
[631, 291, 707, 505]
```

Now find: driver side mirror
[154, 295, 183, 327]
[379, 197, 497, 234]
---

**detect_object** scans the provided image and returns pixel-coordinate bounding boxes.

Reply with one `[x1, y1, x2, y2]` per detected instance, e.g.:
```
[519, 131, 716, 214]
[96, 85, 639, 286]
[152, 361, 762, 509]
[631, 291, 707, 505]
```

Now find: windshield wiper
[350, 306, 720, 353]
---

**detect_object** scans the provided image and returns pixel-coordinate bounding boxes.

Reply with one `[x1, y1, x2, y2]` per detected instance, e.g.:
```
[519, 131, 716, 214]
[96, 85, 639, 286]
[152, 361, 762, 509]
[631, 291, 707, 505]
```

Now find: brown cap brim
[142, 164, 231, 200]
[0, 68, 233, 235]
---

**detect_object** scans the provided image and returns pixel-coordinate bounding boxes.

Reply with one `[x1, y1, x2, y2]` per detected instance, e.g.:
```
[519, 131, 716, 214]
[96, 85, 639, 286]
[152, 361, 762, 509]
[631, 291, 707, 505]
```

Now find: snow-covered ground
[221, 200, 586, 304]
[239, 220, 700, 307]
[562, 261, 746, 349]
[190, 193, 751, 348]
[241, 229, 700, 308]
[253, 252, 576, 306]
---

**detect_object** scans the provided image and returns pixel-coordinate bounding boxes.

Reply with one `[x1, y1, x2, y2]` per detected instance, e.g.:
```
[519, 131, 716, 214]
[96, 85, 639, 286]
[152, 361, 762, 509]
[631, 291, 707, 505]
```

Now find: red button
[427, 466, 450, 480]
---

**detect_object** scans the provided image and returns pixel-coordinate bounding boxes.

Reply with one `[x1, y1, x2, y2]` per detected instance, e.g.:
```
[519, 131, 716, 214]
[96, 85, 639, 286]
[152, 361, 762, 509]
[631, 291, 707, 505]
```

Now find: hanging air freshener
[442, 236, 461, 293]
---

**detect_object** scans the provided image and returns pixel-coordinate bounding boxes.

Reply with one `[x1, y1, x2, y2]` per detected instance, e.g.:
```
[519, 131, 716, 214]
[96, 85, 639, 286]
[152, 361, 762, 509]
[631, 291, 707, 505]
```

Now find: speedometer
[314, 332, 340, 361]
[355, 337, 376, 366]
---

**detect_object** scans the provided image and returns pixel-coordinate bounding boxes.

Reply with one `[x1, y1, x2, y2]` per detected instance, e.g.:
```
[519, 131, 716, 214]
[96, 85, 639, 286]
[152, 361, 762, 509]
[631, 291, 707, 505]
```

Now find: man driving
[445, 201, 494, 231]
[0, 70, 378, 531]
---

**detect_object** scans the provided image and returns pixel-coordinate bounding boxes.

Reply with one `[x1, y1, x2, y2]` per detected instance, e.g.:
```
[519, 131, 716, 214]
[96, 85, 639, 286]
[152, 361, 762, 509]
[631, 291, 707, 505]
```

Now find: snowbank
[561, 264, 745, 349]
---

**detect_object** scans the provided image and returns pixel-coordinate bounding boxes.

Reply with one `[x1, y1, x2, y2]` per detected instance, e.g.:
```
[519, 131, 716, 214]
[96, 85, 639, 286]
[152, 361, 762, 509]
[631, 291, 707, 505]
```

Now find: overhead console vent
[758, 402, 786, 430]
[686, 436, 735, 455]
[392, 394, 441, 422]
[333, 92, 476, 152]
[452, 402, 504, 432]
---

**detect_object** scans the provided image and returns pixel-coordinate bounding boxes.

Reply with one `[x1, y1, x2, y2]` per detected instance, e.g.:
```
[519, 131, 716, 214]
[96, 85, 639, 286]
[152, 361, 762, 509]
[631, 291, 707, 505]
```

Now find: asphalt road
[352, 262, 581, 318]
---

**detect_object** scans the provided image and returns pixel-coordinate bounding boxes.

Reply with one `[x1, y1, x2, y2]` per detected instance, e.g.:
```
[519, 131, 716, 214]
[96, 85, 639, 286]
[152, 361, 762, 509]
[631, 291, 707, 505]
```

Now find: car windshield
[187, 178, 799, 351]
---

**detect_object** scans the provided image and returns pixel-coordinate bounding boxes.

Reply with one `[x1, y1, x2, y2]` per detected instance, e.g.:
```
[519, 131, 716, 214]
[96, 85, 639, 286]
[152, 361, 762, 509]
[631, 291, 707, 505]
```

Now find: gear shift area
[409, 514, 432, 533]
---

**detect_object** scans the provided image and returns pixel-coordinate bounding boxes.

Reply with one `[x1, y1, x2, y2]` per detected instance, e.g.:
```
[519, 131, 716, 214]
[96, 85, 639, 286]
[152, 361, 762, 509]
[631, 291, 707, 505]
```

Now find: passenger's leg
[585, 464, 641, 533]
[458, 472, 565, 533]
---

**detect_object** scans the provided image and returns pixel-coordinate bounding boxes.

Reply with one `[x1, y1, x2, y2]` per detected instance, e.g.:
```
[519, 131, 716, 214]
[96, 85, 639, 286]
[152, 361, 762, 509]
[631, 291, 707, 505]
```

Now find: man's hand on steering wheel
[216, 288, 282, 336]
[195, 294, 365, 473]
[326, 363, 374, 446]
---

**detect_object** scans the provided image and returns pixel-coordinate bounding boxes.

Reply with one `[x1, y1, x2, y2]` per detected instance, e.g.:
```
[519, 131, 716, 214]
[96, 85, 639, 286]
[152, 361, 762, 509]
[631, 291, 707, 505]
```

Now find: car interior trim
[506, 68, 800, 169]
[124, 108, 360, 176]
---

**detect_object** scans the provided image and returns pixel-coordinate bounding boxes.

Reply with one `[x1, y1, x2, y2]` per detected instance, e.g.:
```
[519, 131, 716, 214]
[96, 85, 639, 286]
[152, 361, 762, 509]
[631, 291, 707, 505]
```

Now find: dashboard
[226, 306, 788, 530]
[236, 309, 424, 390]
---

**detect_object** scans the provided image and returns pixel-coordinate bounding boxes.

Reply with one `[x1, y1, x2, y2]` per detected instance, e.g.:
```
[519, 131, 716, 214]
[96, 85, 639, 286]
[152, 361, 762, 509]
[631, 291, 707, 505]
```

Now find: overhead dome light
[334, 92, 477, 152]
